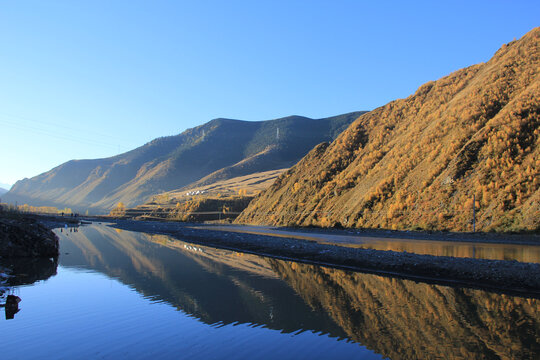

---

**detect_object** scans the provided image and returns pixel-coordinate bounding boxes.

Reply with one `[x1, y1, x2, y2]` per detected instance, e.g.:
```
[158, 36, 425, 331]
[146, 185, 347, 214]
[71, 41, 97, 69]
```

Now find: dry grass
[154, 168, 287, 201]
[118, 169, 288, 221]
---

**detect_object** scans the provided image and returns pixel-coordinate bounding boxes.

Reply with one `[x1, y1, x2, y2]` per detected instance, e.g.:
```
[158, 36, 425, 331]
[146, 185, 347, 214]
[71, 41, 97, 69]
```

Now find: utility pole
[472, 194, 476, 232]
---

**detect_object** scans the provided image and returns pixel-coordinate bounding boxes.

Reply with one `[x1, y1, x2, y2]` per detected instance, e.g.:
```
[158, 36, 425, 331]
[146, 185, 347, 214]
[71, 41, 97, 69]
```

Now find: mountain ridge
[4, 112, 365, 213]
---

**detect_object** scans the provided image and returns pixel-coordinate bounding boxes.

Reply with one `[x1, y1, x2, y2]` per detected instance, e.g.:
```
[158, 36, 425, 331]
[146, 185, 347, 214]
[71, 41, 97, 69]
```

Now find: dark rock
[0, 216, 59, 258]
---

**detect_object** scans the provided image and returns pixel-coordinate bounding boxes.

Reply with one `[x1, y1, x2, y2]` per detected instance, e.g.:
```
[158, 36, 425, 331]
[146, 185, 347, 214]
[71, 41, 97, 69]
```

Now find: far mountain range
[3, 112, 364, 213]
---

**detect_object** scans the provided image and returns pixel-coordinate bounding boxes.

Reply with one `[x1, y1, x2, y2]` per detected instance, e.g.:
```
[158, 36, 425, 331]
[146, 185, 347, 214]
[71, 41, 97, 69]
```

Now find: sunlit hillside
[237, 27, 540, 232]
[117, 169, 286, 221]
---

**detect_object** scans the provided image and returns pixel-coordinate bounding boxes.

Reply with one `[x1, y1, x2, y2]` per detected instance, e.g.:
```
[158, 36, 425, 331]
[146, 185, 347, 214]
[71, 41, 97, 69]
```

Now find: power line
[0, 118, 129, 150]
[0, 121, 124, 150]
[0, 111, 131, 147]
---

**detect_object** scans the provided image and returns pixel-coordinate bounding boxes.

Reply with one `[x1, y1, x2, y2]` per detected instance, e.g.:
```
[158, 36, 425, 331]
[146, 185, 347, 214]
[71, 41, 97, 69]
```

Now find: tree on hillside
[110, 202, 126, 217]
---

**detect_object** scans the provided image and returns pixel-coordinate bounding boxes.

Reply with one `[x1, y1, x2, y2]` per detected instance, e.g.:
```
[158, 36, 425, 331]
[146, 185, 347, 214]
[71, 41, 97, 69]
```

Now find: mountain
[237, 27, 539, 232]
[0, 187, 8, 196]
[4, 112, 365, 213]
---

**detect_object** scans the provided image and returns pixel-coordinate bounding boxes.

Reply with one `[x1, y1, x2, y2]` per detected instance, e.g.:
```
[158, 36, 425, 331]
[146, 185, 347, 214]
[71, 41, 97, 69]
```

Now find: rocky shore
[110, 219, 540, 297]
[0, 215, 60, 258]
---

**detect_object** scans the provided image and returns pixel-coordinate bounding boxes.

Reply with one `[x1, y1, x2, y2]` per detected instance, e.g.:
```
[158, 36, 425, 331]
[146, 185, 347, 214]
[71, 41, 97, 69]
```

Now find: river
[1, 223, 538, 359]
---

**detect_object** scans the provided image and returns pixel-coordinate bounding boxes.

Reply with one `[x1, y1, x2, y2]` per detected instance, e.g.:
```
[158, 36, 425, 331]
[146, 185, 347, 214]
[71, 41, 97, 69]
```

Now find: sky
[0, 0, 538, 189]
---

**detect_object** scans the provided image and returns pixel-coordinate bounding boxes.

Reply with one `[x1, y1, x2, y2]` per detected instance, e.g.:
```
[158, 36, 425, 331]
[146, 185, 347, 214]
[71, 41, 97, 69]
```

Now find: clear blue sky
[0, 0, 538, 188]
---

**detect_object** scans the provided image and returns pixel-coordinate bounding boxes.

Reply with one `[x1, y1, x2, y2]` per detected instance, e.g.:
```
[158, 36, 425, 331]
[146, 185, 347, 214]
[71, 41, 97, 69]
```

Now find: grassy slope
[123, 169, 287, 221]
[162, 168, 287, 199]
[237, 27, 540, 232]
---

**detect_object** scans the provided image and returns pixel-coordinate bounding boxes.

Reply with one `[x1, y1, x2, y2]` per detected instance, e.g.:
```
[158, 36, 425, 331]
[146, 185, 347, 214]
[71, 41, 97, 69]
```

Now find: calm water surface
[1, 223, 538, 359]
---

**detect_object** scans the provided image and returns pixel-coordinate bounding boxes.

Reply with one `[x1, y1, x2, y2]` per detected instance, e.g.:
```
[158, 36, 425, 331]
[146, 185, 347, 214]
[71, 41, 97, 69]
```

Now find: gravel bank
[109, 219, 540, 297]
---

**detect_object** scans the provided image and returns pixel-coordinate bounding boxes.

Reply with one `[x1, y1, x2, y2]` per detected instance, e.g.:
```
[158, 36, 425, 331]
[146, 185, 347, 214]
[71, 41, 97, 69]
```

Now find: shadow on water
[0, 257, 58, 319]
[56, 224, 539, 359]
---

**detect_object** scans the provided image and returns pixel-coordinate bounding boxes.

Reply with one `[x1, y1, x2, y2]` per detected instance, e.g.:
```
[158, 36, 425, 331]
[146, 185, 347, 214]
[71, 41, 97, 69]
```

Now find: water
[333, 236, 540, 263]
[1, 223, 538, 359]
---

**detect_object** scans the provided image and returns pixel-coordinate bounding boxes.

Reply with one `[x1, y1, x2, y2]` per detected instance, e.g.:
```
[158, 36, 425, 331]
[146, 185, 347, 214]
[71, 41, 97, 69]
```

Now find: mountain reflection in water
[57, 224, 539, 359]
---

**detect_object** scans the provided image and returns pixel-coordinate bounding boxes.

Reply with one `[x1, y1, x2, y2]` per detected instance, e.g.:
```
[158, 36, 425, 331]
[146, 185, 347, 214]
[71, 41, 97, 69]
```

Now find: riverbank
[108, 219, 540, 297]
[0, 213, 60, 258]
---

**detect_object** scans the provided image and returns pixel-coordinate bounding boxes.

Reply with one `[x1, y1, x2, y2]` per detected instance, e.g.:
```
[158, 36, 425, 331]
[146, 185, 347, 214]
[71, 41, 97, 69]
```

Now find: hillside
[164, 168, 287, 199]
[237, 27, 540, 232]
[4, 112, 364, 213]
[117, 169, 287, 221]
